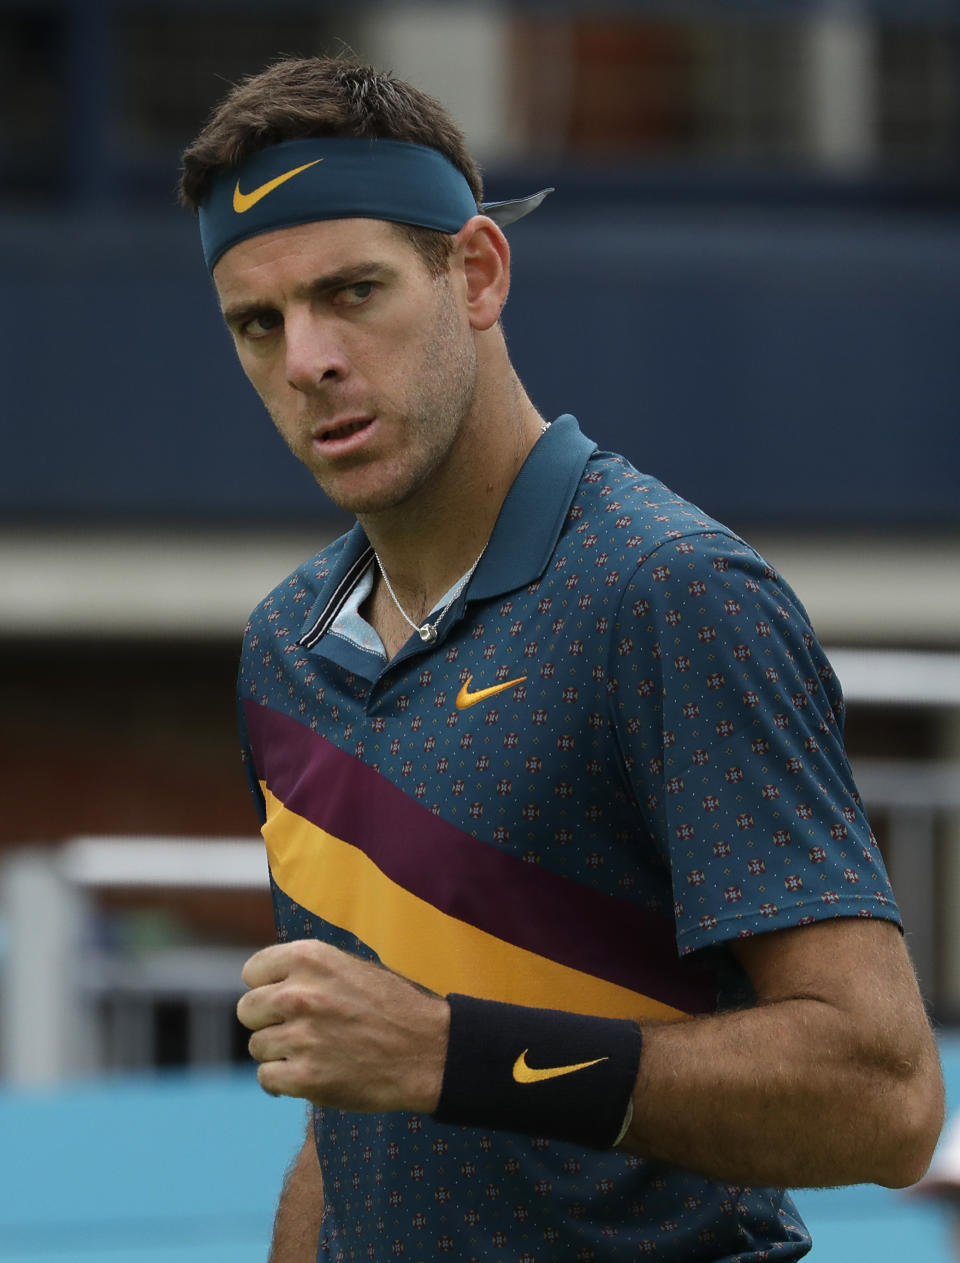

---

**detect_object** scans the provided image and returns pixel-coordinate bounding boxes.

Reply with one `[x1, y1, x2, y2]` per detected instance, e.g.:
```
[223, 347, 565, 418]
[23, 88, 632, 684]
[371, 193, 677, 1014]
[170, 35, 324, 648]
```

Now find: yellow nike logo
[512, 1050, 609, 1085]
[232, 159, 324, 213]
[455, 672, 527, 710]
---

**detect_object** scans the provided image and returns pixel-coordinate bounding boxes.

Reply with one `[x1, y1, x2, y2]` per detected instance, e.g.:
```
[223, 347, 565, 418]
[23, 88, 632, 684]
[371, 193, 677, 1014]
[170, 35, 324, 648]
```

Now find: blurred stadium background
[1, 0, 959, 1258]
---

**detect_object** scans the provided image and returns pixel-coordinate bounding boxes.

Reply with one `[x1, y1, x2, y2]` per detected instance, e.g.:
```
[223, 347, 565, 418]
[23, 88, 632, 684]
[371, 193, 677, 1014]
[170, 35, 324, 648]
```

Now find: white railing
[0, 838, 267, 1085]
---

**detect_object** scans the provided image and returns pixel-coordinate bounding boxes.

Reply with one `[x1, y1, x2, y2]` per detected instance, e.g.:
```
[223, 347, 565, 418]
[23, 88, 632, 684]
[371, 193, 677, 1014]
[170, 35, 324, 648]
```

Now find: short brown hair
[179, 56, 484, 275]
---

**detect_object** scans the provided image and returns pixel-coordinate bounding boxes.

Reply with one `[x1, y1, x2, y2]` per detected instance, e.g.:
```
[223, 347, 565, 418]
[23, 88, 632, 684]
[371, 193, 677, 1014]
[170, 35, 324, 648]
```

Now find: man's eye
[336, 281, 374, 306]
[242, 311, 282, 338]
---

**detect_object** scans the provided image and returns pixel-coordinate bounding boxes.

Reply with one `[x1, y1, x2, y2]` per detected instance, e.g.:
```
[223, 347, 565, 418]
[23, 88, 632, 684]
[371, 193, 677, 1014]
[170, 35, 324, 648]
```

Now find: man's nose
[284, 314, 349, 392]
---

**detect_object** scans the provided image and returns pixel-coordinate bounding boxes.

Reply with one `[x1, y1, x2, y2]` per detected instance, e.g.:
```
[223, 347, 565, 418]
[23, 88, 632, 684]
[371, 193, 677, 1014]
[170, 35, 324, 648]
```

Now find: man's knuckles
[274, 981, 323, 1019]
[253, 1043, 345, 1104]
[235, 989, 264, 1029]
[241, 937, 340, 987]
[285, 937, 342, 972]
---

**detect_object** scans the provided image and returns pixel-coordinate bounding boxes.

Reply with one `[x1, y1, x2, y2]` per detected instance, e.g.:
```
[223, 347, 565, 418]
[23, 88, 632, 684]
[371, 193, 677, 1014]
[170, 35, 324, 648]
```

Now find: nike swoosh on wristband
[455, 673, 527, 710]
[512, 1050, 609, 1084]
[232, 159, 324, 213]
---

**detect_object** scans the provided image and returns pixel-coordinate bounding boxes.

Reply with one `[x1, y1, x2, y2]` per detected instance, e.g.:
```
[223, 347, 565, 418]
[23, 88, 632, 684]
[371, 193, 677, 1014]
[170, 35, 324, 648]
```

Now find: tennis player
[180, 55, 943, 1263]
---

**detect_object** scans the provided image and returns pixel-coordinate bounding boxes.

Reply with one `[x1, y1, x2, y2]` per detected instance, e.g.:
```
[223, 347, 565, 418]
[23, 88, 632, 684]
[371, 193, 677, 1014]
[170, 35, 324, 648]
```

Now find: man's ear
[453, 215, 511, 331]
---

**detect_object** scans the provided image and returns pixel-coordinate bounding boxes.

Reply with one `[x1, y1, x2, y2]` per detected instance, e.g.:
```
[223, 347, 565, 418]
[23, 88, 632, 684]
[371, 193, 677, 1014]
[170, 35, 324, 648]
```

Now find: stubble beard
[273, 277, 479, 519]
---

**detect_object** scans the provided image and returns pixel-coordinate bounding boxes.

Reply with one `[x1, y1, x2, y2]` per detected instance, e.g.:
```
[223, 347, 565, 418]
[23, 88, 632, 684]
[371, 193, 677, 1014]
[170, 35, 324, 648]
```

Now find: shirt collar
[298, 413, 595, 647]
[469, 413, 596, 600]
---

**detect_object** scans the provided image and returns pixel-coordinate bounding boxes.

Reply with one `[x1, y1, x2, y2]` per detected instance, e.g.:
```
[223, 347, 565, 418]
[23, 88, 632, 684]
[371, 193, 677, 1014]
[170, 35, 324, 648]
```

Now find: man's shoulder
[570, 447, 739, 558]
[568, 448, 807, 625]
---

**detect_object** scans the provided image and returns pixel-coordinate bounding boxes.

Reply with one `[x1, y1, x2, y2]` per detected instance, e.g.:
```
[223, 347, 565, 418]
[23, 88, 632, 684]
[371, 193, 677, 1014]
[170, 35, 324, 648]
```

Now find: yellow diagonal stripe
[261, 785, 685, 1022]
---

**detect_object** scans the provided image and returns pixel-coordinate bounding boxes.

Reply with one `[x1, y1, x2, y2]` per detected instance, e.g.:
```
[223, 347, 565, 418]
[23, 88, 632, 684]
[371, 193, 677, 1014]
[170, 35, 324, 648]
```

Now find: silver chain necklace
[373, 420, 548, 645]
[374, 543, 487, 644]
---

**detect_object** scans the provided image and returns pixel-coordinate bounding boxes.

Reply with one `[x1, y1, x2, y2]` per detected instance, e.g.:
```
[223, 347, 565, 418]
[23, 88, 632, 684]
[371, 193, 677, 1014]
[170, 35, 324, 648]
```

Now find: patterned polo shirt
[238, 414, 898, 1262]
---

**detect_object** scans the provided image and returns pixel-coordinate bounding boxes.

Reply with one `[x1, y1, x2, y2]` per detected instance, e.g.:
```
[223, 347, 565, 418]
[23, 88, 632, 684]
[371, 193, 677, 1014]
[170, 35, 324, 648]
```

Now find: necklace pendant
[418, 624, 438, 644]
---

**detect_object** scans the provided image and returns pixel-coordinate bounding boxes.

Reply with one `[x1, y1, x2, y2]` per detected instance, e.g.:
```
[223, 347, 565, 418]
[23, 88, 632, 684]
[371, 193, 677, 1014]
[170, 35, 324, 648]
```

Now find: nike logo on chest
[455, 673, 528, 710]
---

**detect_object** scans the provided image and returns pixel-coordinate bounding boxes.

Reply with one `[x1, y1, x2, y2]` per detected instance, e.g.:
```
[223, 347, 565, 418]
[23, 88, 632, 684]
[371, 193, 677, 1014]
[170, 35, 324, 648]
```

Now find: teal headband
[198, 137, 552, 271]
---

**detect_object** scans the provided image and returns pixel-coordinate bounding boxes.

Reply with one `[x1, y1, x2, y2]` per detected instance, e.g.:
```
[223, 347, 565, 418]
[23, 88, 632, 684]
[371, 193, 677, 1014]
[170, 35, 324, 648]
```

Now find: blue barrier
[0, 1069, 304, 1262]
[2, 1037, 958, 1261]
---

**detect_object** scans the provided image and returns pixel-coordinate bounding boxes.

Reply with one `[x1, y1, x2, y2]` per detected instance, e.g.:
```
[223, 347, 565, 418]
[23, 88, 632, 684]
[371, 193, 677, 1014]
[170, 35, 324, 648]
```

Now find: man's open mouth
[320, 418, 372, 442]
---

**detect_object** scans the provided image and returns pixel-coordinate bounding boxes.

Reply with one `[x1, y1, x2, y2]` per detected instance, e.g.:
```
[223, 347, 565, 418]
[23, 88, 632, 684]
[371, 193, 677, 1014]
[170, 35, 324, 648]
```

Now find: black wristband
[434, 994, 642, 1149]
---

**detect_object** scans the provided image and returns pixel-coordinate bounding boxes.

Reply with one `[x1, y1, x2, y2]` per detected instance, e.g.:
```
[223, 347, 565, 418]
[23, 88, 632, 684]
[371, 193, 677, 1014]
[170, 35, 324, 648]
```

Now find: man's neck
[359, 381, 545, 624]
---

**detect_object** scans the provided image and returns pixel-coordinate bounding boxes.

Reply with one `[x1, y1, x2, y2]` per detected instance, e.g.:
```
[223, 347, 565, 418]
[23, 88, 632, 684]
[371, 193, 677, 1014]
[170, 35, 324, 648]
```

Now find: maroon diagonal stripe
[245, 701, 718, 1014]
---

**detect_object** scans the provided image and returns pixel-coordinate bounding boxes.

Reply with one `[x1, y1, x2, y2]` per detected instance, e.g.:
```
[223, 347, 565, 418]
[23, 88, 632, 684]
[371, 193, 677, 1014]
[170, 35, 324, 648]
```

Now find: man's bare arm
[238, 917, 943, 1192]
[619, 917, 944, 1188]
[267, 1120, 324, 1263]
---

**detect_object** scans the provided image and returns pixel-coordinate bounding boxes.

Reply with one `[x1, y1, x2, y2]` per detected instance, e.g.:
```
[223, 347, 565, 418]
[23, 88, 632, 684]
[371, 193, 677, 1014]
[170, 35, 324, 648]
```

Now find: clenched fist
[236, 940, 450, 1114]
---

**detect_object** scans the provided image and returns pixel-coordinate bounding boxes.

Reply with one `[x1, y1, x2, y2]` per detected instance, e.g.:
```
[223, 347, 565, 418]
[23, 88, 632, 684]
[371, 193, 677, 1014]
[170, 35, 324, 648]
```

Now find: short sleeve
[609, 530, 899, 955]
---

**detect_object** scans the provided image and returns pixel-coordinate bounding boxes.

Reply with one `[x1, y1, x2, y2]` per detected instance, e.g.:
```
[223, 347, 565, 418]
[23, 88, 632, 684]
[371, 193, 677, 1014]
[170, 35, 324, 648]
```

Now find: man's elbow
[873, 1059, 945, 1189]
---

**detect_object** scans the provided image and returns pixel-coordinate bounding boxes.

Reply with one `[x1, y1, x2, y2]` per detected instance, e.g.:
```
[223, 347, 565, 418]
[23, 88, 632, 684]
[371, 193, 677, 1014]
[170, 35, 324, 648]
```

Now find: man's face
[213, 218, 478, 517]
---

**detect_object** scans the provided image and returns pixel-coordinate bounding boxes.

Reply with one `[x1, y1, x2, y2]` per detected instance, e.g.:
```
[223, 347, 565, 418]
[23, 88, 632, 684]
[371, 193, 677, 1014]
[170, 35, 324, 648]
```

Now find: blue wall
[2, 1035, 960, 1263]
[3, 194, 958, 530]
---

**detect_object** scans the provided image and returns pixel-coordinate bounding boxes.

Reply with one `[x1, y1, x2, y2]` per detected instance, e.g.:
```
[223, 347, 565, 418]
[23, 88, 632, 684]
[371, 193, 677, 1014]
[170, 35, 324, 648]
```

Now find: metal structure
[0, 838, 267, 1085]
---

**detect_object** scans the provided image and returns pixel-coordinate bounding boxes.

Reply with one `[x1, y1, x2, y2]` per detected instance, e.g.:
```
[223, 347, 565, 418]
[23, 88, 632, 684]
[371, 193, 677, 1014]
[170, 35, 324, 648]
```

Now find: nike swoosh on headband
[233, 159, 324, 213]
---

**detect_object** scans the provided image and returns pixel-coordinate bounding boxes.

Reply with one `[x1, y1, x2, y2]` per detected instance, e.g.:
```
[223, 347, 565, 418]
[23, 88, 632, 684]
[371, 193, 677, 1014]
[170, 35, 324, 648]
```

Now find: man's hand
[237, 940, 450, 1114]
